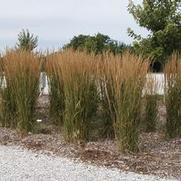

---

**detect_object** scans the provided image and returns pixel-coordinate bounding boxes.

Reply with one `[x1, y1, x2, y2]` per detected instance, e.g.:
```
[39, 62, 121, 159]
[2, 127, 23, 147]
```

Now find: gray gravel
[0, 145, 178, 181]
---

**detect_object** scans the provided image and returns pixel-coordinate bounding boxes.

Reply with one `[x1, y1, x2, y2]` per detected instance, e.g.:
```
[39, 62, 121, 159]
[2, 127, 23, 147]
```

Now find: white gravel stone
[0, 145, 178, 181]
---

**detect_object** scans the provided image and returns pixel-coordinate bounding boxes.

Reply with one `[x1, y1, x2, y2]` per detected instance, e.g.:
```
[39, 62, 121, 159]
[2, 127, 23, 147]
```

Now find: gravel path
[0, 146, 178, 181]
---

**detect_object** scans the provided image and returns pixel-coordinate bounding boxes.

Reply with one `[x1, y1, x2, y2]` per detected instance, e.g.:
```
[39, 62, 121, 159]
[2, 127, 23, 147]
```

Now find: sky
[0, 0, 148, 51]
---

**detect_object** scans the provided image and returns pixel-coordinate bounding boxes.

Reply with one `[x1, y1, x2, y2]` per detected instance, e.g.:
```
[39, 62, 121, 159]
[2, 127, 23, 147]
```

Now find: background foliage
[128, 0, 181, 70]
[64, 33, 131, 55]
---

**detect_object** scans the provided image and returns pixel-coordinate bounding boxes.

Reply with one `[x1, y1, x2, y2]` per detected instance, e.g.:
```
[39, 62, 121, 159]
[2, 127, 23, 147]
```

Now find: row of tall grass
[0, 50, 180, 152]
[46, 50, 149, 152]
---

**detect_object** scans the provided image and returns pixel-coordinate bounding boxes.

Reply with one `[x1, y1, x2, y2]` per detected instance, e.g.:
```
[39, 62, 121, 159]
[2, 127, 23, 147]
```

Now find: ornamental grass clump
[2, 50, 40, 133]
[46, 53, 65, 127]
[60, 50, 98, 142]
[97, 54, 117, 139]
[0, 81, 17, 128]
[103, 52, 148, 152]
[0, 57, 17, 127]
[164, 54, 181, 138]
[144, 74, 158, 132]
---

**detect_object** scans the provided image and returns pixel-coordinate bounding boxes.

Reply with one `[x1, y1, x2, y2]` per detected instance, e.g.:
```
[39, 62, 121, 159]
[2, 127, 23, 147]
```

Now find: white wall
[41, 73, 165, 95]
[1, 73, 166, 96]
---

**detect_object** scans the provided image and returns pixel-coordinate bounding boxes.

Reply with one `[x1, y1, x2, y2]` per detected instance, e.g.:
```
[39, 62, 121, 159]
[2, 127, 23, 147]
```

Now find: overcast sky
[0, 0, 148, 51]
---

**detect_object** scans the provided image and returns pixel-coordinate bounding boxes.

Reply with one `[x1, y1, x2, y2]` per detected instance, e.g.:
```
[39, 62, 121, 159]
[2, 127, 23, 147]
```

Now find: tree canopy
[16, 29, 38, 51]
[128, 0, 181, 70]
[64, 33, 130, 55]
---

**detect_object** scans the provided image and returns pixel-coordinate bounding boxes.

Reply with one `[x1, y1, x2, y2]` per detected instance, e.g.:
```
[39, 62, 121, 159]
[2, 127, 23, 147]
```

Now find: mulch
[0, 127, 180, 180]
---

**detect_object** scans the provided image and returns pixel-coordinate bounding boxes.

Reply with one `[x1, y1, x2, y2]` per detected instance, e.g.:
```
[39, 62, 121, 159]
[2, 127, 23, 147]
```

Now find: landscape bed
[0, 96, 180, 180]
[0, 50, 180, 180]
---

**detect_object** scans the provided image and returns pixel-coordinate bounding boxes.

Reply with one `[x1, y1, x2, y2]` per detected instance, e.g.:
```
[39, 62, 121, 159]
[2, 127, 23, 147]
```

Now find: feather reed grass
[60, 50, 98, 142]
[164, 53, 181, 138]
[1, 50, 40, 133]
[46, 53, 65, 127]
[144, 74, 158, 132]
[97, 54, 117, 138]
[102, 52, 148, 152]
